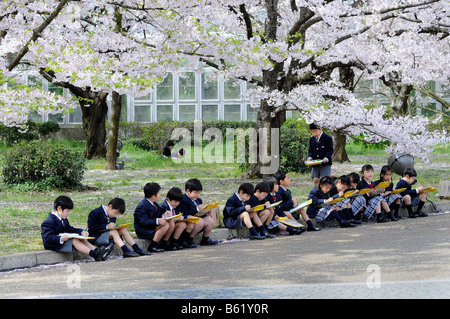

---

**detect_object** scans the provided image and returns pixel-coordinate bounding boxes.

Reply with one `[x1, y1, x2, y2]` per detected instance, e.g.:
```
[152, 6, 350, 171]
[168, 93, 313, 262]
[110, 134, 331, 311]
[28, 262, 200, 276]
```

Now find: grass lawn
[0, 140, 449, 256]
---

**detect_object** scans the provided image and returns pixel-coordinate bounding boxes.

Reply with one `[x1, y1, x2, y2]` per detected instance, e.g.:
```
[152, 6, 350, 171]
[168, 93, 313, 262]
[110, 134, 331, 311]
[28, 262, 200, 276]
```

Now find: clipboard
[265, 200, 282, 209]
[275, 216, 303, 228]
[375, 182, 391, 189]
[194, 202, 220, 217]
[288, 199, 312, 213]
[99, 222, 132, 233]
[419, 187, 438, 194]
[305, 160, 324, 167]
[390, 188, 407, 194]
[246, 204, 266, 213]
[165, 213, 183, 220]
[58, 233, 95, 240]
[176, 216, 201, 224]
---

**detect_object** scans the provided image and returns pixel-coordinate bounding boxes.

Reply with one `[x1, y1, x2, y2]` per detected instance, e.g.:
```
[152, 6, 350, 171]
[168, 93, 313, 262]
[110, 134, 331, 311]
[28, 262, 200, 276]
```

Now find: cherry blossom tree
[137, 0, 449, 176]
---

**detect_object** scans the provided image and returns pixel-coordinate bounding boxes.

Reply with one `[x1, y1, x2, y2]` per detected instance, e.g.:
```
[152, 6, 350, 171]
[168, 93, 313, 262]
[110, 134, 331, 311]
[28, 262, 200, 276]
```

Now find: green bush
[1, 140, 86, 190]
[139, 121, 257, 152]
[279, 117, 311, 173]
[0, 120, 60, 145]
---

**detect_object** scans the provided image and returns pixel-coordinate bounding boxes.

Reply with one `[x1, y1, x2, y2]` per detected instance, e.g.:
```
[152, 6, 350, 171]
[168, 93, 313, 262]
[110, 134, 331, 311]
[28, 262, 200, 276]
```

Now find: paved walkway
[1, 213, 449, 299]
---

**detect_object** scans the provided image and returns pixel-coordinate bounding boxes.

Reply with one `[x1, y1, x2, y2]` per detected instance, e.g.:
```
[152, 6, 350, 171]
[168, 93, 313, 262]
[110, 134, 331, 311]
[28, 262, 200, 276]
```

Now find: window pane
[28, 75, 43, 88]
[202, 104, 218, 121]
[48, 82, 64, 96]
[48, 113, 64, 124]
[224, 78, 241, 100]
[201, 73, 218, 100]
[120, 95, 127, 122]
[69, 106, 82, 123]
[247, 104, 258, 121]
[224, 104, 241, 121]
[179, 72, 196, 100]
[157, 104, 173, 121]
[179, 104, 196, 122]
[157, 73, 173, 100]
[134, 93, 152, 101]
[28, 111, 43, 122]
[135, 104, 151, 122]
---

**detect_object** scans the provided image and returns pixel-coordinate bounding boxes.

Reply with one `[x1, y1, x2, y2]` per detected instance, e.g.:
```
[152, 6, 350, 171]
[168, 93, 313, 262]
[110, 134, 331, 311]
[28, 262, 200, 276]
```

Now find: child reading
[41, 196, 105, 261]
[396, 168, 428, 218]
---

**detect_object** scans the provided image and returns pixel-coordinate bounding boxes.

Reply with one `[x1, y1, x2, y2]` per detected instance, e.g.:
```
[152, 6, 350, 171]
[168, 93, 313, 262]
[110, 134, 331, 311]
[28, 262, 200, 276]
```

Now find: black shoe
[135, 249, 152, 256]
[295, 227, 306, 235]
[94, 246, 106, 261]
[307, 225, 321, 231]
[182, 241, 197, 249]
[417, 211, 428, 217]
[340, 221, 357, 228]
[349, 219, 362, 224]
[172, 242, 184, 250]
[249, 234, 266, 240]
[200, 238, 219, 246]
[147, 245, 165, 253]
[377, 216, 390, 223]
[123, 250, 140, 258]
[408, 213, 418, 218]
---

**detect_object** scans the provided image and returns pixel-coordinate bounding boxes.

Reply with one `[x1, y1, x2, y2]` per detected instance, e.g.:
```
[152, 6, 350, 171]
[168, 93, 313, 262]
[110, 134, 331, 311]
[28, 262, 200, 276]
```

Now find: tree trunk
[105, 92, 122, 170]
[79, 91, 109, 159]
[331, 130, 350, 163]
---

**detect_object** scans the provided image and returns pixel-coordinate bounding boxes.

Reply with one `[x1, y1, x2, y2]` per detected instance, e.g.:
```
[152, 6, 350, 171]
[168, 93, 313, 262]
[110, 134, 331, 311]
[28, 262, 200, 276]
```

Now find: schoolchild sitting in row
[87, 197, 150, 258]
[307, 175, 357, 228]
[274, 170, 321, 231]
[41, 196, 106, 261]
[159, 187, 187, 250]
[374, 165, 402, 221]
[264, 176, 304, 235]
[357, 164, 391, 223]
[179, 178, 219, 247]
[396, 167, 428, 218]
[223, 182, 267, 240]
[245, 182, 274, 238]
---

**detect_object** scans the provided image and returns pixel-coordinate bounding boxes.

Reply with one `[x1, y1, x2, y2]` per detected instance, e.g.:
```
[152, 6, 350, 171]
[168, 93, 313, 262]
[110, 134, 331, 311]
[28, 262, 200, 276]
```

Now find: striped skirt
[363, 195, 385, 219]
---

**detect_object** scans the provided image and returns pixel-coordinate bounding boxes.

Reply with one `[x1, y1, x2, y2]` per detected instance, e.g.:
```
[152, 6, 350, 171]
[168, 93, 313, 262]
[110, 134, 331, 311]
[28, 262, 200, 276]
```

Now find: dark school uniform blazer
[87, 206, 116, 240]
[134, 198, 163, 239]
[308, 132, 333, 165]
[246, 194, 264, 208]
[178, 194, 202, 218]
[277, 186, 295, 212]
[159, 200, 181, 216]
[265, 192, 285, 217]
[396, 179, 419, 197]
[223, 193, 246, 229]
[41, 213, 83, 251]
[306, 186, 337, 218]
[357, 179, 378, 202]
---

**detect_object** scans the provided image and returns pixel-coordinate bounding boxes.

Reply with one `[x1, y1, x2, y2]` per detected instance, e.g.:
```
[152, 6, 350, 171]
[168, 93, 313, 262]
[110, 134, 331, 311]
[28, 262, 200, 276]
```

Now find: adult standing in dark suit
[307, 123, 334, 186]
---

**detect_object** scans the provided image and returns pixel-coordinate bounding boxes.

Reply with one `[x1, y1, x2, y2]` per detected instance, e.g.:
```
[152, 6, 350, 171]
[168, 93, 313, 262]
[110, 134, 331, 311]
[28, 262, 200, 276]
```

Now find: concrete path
[1, 212, 449, 299]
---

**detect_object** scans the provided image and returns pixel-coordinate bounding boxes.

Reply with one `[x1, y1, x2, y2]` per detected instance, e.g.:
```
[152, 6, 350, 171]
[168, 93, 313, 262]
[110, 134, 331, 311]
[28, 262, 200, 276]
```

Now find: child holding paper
[87, 198, 150, 258]
[159, 187, 187, 250]
[274, 170, 320, 231]
[41, 196, 105, 261]
[245, 181, 273, 238]
[357, 164, 391, 223]
[223, 182, 266, 240]
[396, 168, 428, 218]
[374, 165, 401, 221]
[307, 176, 357, 228]
[178, 178, 218, 247]
[264, 177, 304, 235]
[307, 123, 333, 185]
[134, 182, 173, 252]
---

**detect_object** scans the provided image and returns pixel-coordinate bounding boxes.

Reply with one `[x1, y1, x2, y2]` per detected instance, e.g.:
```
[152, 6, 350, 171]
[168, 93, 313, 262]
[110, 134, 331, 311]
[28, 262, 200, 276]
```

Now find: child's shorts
[223, 217, 243, 229]
[311, 164, 331, 178]
[91, 231, 110, 246]
[401, 194, 421, 208]
[57, 239, 74, 253]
